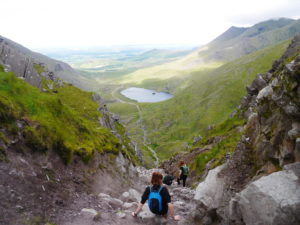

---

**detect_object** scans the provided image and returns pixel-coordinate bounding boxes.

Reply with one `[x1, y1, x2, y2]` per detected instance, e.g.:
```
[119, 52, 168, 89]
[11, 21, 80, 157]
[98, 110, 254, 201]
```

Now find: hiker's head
[151, 172, 163, 185]
[179, 160, 185, 167]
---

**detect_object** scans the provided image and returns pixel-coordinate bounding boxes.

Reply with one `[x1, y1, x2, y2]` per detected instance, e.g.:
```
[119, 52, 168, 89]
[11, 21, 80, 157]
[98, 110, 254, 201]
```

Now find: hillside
[113, 40, 290, 161]
[161, 34, 300, 225]
[181, 18, 300, 66]
[0, 39, 141, 224]
[0, 36, 96, 90]
[118, 18, 300, 90]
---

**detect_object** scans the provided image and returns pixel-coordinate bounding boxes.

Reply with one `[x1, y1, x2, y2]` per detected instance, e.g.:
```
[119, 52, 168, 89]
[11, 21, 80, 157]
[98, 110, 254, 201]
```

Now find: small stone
[122, 202, 134, 209]
[116, 211, 126, 219]
[93, 212, 101, 221]
[256, 85, 273, 101]
[15, 205, 24, 212]
[128, 188, 141, 202]
[288, 122, 300, 139]
[121, 191, 130, 199]
[98, 193, 111, 198]
[81, 208, 98, 216]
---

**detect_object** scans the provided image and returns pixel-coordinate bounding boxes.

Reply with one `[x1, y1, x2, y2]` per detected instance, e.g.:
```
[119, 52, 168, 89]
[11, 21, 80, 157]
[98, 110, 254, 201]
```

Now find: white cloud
[0, 0, 299, 48]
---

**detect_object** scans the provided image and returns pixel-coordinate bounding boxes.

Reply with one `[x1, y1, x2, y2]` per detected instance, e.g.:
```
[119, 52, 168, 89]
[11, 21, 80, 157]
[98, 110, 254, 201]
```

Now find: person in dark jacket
[177, 160, 189, 187]
[131, 172, 180, 221]
[163, 174, 174, 186]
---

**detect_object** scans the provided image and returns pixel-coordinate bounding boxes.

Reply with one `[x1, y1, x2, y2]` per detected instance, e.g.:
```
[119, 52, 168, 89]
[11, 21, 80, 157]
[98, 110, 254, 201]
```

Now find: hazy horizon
[1, 0, 300, 49]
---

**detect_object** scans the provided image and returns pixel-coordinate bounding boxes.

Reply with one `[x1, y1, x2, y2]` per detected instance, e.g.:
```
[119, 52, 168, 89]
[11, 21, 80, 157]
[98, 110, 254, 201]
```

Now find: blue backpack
[148, 186, 163, 214]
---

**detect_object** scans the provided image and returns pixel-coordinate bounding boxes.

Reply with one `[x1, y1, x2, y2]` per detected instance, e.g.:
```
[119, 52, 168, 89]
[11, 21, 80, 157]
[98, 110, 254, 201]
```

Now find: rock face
[0, 35, 92, 90]
[241, 34, 300, 170]
[190, 34, 300, 225]
[230, 162, 300, 225]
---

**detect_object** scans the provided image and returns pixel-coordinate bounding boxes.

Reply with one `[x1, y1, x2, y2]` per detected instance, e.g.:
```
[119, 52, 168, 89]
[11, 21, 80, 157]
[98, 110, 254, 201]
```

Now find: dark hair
[179, 160, 185, 167]
[151, 172, 163, 185]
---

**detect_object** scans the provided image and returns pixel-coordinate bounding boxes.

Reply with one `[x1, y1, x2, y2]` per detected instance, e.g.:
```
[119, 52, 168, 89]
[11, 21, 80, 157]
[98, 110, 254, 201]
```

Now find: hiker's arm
[168, 203, 180, 220]
[132, 186, 149, 217]
[132, 203, 144, 216]
[168, 203, 175, 218]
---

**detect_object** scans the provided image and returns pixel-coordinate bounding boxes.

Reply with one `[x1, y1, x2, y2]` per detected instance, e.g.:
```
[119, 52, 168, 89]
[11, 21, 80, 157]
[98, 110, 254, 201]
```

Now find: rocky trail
[112, 86, 159, 167]
[60, 167, 196, 225]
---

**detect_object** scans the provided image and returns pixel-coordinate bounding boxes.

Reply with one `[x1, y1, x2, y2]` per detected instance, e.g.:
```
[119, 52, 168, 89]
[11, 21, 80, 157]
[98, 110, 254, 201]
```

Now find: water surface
[121, 87, 173, 103]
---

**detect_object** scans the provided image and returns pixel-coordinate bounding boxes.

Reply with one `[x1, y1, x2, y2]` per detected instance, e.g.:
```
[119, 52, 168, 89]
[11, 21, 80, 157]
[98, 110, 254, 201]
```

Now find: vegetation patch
[0, 71, 134, 164]
[191, 114, 245, 175]
[33, 63, 45, 75]
[139, 40, 289, 158]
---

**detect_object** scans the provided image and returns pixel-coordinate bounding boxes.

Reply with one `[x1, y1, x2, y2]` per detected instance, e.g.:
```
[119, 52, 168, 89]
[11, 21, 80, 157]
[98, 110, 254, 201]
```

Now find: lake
[120, 87, 173, 103]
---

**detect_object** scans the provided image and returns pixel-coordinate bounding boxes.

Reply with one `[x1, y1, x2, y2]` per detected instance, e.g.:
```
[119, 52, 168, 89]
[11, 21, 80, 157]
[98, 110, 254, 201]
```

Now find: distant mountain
[119, 18, 300, 89]
[0, 35, 94, 90]
[194, 18, 300, 62]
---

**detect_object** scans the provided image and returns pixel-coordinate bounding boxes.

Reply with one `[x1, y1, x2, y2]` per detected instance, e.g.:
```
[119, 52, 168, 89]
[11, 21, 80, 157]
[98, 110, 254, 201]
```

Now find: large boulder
[229, 162, 300, 225]
[194, 164, 226, 209]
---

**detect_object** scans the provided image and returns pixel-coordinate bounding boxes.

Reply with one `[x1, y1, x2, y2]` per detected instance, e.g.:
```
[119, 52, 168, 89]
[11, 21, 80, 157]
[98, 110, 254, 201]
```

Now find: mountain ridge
[0, 35, 94, 90]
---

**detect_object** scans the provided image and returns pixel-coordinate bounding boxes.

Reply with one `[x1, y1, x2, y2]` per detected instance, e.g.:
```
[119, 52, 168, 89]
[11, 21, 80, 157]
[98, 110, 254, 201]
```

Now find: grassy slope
[117, 19, 299, 92]
[0, 68, 138, 164]
[140, 40, 290, 160]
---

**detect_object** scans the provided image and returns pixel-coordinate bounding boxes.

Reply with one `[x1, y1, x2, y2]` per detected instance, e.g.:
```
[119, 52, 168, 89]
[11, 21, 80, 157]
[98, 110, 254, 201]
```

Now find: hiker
[131, 171, 180, 221]
[163, 174, 174, 186]
[177, 160, 189, 187]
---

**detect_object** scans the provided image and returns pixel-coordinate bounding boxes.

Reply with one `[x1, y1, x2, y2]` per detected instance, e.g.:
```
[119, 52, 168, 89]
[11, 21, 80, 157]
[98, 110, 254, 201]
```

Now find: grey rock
[116, 211, 126, 219]
[121, 191, 130, 200]
[81, 208, 98, 216]
[256, 85, 273, 102]
[288, 122, 300, 139]
[229, 162, 300, 225]
[194, 164, 226, 209]
[122, 202, 136, 210]
[128, 188, 141, 202]
[283, 103, 300, 117]
[193, 136, 203, 144]
[98, 193, 111, 198]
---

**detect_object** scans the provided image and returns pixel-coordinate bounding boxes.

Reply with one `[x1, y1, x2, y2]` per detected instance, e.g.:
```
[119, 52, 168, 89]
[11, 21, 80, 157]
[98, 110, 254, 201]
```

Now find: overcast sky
[1, 0, 299, 49]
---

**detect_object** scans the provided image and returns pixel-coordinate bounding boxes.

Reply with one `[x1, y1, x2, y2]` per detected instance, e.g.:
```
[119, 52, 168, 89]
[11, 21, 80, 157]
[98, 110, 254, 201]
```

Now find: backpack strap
[158, 186, 163, 193]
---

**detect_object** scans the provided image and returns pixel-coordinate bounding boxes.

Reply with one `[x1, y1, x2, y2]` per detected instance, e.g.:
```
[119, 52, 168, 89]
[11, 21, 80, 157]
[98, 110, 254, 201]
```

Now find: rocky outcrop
[241, 34, 300, 170]
[229, 162, 300, 225]
[190, 34, 300, 225]
[0, 35, 92, 90]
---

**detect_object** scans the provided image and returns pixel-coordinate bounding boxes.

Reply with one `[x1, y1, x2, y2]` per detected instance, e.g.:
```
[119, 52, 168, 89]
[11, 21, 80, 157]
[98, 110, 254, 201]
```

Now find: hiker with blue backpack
[177, 160, 189, 187]
[131, 172, 180, 221]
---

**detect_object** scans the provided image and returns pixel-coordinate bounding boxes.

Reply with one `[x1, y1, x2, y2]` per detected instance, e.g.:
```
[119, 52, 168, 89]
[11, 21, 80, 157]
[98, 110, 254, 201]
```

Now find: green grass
[105, 40, 289, 162]
[0, 71, 138, 164]
[138, 40, 290, 158]
[33, 63, 45, 75]
[191, 114, 245, 174]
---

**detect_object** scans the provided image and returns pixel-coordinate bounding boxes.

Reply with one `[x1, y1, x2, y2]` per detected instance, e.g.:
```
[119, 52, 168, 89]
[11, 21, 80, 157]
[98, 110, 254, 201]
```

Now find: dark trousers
[177, 175, 187, 187]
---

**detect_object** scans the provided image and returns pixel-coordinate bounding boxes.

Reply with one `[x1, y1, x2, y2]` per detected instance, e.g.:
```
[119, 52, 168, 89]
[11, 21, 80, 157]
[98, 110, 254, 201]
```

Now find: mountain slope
[118, 18, 300, 89]
[0, 35, 95, 90]
[162, 34, 300, 225]
[191, 18, 300, 63]
[140, 40, 290, 160]
[0, 39, 141, 224]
